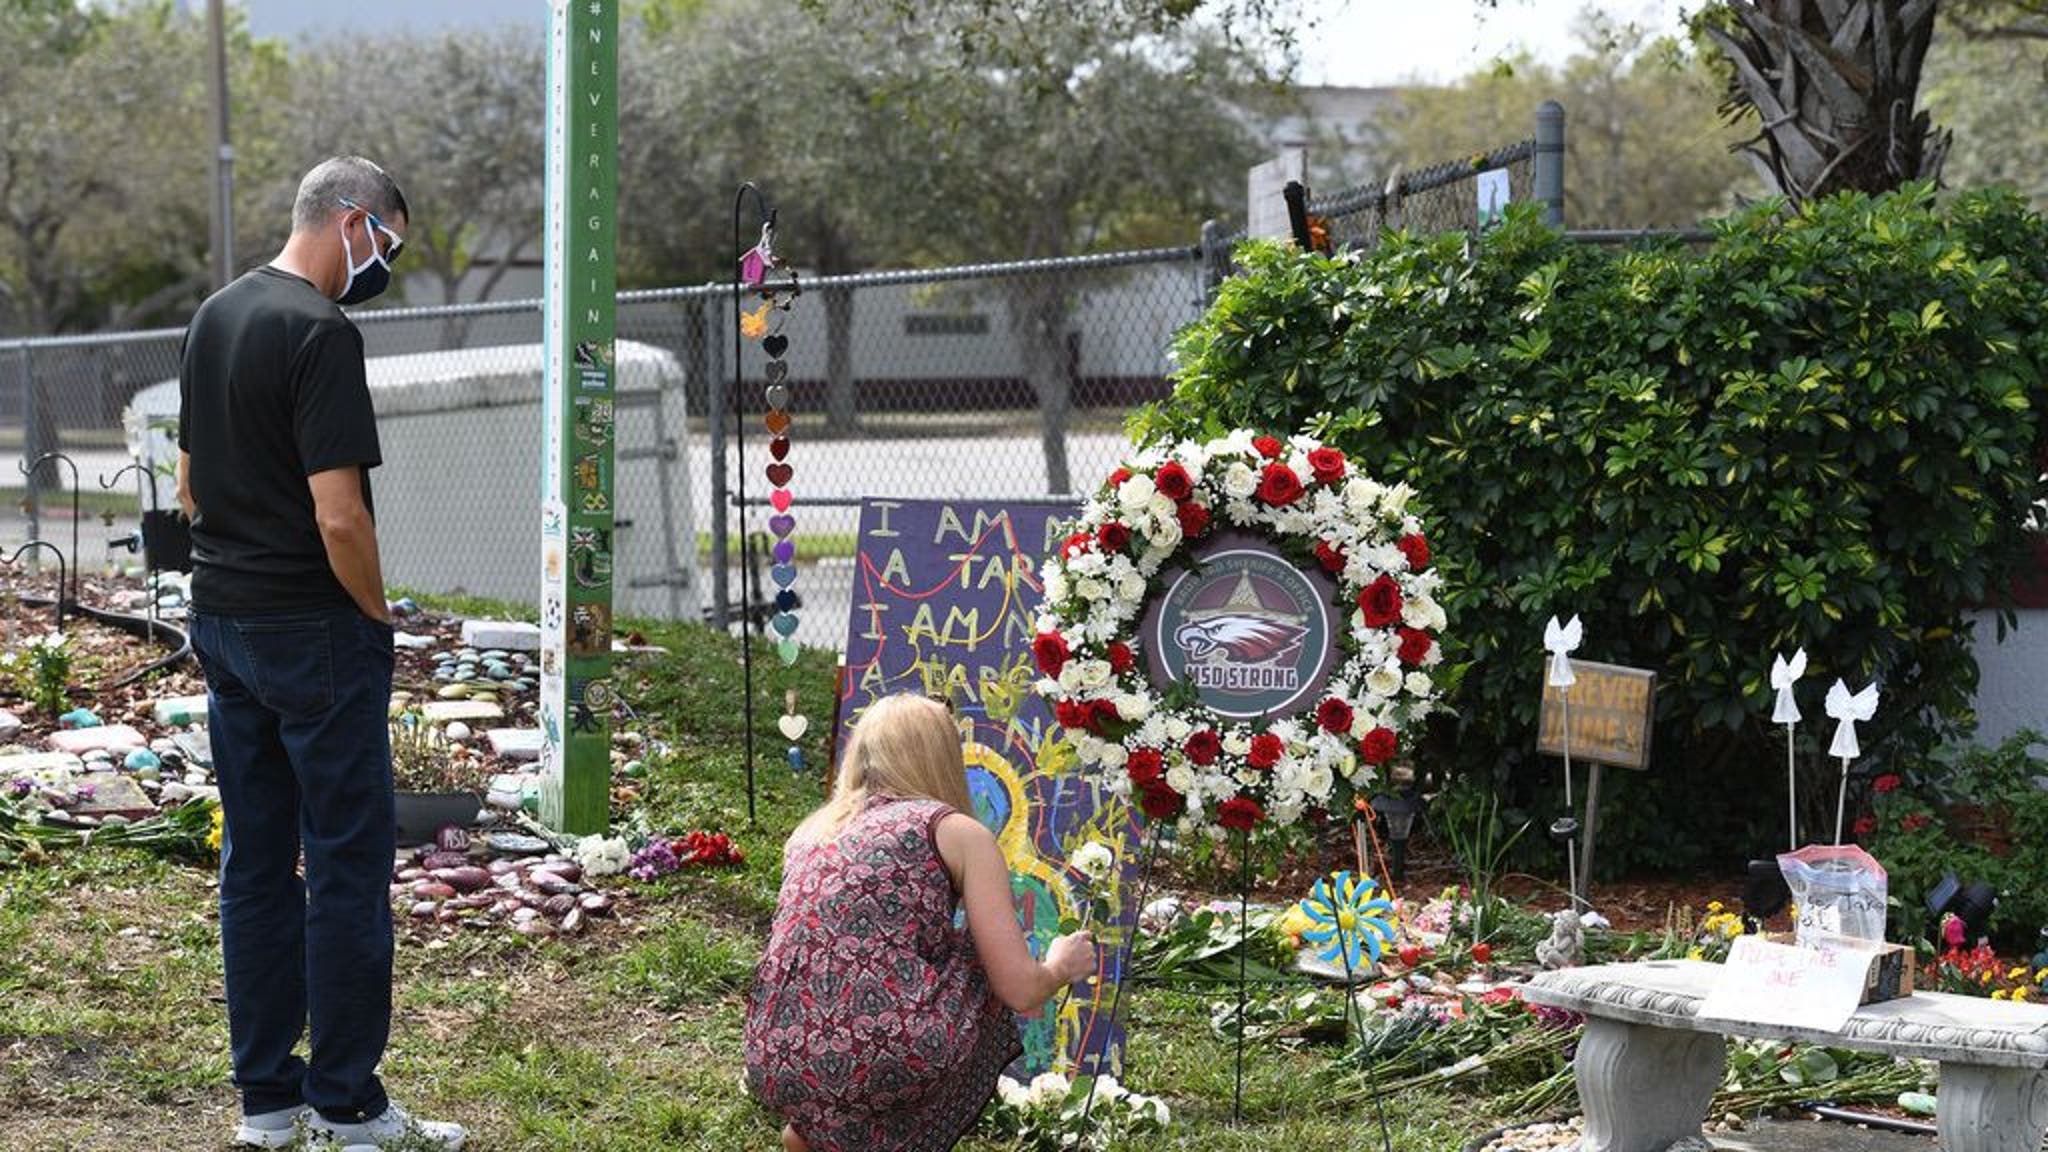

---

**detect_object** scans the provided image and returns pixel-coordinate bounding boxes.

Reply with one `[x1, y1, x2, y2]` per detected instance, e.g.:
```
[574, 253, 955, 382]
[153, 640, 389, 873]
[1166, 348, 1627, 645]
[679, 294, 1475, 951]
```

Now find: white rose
[1344, 477, 1384, 513]
[1118, 474, 1157, 511]
[1098, 743, 1128, 770]
[1302, 763, 1334, 799]
[1405, 671, 1434, 697]
[1147, 493, 1177, 524]
[998, 1076, 1029, 1109]
[1401, 596, 1435, 628]
[1365, 665, 1402, 697]
[1077, 661, 1113, 690]
[1027, 1072, 1072, 1108]
[1222, 462, 1258, 499]
[1057, 663, 1085, 692]
[1222, 732, 1251, 756]
[1043, 569, 1070, 603]
[1165, 764, 1196, 793]
[1070, 840, 1116, 882]
[1116, 573, 1147, 603]
[1163, 716, 1192, 741]
[1116, 694, 1152, 722]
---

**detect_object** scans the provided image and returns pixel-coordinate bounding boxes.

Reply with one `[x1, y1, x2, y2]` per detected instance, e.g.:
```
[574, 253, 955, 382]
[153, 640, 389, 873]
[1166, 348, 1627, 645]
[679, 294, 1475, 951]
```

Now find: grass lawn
[0, 616, 1500, 1151]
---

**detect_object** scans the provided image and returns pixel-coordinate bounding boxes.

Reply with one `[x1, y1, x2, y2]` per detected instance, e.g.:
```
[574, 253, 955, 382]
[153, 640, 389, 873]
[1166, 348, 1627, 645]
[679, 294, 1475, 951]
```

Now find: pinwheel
[1296, 870, 1398, 977]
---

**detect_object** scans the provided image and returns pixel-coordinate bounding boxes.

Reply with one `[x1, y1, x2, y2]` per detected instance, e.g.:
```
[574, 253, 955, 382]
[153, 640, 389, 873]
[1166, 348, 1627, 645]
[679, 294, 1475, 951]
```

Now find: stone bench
[1523, 959, 2048, 1152]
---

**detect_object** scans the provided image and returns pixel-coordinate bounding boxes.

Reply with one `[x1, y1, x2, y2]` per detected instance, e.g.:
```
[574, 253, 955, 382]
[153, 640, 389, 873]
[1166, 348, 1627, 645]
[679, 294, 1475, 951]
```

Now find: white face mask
[335, 198, 400, 305]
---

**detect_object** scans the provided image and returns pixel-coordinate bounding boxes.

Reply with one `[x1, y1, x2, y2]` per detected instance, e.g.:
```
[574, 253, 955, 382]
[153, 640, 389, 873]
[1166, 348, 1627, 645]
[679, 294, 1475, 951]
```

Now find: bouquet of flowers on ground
[982, 1071, 1171, 1150]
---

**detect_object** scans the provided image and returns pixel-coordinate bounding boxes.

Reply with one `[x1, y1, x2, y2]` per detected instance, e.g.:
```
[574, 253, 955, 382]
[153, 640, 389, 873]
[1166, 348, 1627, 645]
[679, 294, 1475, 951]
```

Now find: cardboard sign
[1697, 935, 1878, 1033]
[1537, 661, 1656, 769]
[836, 499, 1138, 1078]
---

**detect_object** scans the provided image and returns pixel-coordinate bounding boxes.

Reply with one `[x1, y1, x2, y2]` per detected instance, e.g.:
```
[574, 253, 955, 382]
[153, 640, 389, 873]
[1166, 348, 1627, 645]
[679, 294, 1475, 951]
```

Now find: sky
[237, 0, 1694, 87]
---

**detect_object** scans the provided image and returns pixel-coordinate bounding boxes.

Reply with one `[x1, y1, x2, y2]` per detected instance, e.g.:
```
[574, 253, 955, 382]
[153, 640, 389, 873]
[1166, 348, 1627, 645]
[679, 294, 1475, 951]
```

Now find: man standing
[178, 156, 465, 1152]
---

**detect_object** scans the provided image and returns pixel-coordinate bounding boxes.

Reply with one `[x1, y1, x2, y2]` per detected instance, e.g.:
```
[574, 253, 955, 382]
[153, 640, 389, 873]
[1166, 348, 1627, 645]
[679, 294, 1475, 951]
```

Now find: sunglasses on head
[337, 197, 405, 264]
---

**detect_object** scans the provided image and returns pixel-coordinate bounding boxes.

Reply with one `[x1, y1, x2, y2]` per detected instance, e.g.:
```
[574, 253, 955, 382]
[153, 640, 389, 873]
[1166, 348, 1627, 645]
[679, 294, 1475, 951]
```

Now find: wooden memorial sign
[1538, 661, 1656, 770]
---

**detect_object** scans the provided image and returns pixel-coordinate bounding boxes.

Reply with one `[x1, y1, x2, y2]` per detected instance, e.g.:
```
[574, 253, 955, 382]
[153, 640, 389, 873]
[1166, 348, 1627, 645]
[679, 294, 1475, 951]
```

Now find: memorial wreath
[1033, 430, 1446, 838]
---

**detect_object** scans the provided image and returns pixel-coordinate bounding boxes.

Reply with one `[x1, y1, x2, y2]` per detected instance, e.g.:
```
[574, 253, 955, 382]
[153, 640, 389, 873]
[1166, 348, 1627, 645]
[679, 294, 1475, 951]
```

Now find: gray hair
[290, 156, 410, 233]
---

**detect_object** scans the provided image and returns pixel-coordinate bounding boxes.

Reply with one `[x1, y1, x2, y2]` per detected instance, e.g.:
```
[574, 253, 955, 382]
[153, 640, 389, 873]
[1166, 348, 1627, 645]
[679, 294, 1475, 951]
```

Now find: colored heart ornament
[769, 514, 796, 538]
[763, 333, 789, 359]
[770, 489, 793, 512]
[765, 410, 792, 435]
[773, 538, 795, 564]
[766, 462, 794, 486]
[770, 563, 799, 589]
[778, 713, 809, 741]
[777, 638, 801, 666]
[765, 383, 790, 410]
[770, 437, 790, 461]
[771, 612, 800, 638]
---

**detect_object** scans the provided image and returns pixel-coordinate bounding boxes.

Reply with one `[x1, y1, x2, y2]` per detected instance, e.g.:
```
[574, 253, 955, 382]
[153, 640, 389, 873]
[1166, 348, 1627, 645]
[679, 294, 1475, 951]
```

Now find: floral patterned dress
[745, 796, 1021, 1151]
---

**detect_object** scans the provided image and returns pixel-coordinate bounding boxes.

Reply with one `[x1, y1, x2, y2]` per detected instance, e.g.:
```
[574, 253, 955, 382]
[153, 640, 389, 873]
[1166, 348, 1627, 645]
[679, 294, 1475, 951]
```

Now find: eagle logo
[1174, 570, 1308, 667]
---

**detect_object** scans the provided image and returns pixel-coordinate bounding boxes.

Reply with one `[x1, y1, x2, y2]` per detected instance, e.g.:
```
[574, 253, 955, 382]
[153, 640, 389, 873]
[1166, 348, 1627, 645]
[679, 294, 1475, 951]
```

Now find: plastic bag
[1778, 844, 1888, 945]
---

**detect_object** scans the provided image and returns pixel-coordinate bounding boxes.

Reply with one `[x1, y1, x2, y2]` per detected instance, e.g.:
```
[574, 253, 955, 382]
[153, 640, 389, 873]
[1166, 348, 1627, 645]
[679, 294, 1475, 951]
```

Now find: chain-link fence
[1, 118, 1559, 650]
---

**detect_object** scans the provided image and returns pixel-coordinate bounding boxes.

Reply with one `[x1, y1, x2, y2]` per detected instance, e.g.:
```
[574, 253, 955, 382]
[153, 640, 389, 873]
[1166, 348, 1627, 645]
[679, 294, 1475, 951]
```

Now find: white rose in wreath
[1221, 461, 1259, 500]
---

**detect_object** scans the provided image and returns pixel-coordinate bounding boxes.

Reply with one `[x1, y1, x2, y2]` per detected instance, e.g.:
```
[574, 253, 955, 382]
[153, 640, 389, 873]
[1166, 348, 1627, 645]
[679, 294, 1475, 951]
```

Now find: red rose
[1256, 463, 1303, 507]
[1315, 697, 1354, 735]
[1307, 446, 1346, 485]
[1126, 747, 1164, 786]
[1139, 780, 1186, 821]
[1902, 813, 1932, 833]
[1061, 532, 1093, 560]
[1176, 502, 1211, 539]
[1397, 627, 1434, 667]
[1096, 522, 1132, 553]
[1873, 774, 1902, 794]
[1107, 467, 1131, 490]
[1360, 727, 1399, 766]
[1397, 533, 1431, 571]
[1472, 942, 1493, 964]
[1218, 796, 1265, 831]
[1054, 700, 1089, 731]
[1184, 728, 1221, 766]
[1248, 732, 1284, 769]
[1032, 630, 1071, 678]
[1852, 815, 1876, 839]
[1313, 540, 1347, 574]
[1085, 699, 1121, 735]
[1252, 435, 1284, 459]
[1106, 641, 1135, 674]
[1358, 575, 1404, 628]
[1154, 461, 1193, 501]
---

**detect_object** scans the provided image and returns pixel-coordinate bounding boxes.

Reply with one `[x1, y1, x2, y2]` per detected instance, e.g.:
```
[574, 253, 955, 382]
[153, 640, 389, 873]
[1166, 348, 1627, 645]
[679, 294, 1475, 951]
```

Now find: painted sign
[1138, 531, 1340, 720]
[1697, 935, 1879, 1033]
[835, 499, 1137, 1077]
[538, 0, 616, 834]
[1537, 661, 1656, 770]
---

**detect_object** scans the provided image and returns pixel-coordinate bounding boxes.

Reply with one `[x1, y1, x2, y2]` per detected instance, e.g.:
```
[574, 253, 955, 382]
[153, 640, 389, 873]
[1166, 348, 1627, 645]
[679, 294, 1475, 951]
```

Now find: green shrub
[1862, 730, 2048, 950]
[1139, 186, 2048, 873]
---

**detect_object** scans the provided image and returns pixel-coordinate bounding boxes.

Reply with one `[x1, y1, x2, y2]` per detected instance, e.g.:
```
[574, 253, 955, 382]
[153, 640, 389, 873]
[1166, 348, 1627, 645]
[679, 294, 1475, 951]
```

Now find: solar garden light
[1370, 791, 1422, 883]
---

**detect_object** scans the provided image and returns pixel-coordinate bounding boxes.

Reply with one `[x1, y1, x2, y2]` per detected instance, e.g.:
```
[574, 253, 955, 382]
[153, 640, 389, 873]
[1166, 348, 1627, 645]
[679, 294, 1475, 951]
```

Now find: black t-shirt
[178, 266, 381, 615]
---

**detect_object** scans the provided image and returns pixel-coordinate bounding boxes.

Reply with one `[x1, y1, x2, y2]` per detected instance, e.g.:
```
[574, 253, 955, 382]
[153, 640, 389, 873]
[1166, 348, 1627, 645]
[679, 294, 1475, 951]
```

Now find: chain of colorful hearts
[739, 217, 805, 771]
[1031, 430, 1446, 838]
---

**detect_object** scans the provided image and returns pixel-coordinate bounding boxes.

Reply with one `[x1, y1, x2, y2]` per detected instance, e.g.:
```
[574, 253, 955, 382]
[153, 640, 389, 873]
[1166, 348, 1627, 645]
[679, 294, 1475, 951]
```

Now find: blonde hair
[796, 693, 971, 841]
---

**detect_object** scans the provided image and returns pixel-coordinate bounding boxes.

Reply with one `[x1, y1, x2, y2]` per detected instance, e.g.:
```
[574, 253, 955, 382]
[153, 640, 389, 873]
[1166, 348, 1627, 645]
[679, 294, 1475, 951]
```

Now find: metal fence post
[1536, 100, 1567, 228]
[17, 344, 38, 546]
[705, 291, 731, 630]
[1199, 218, 1231, 297]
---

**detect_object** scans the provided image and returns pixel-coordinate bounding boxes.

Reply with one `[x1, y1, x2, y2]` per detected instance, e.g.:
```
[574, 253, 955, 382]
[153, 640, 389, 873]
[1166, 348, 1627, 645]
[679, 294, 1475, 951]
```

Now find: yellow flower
[739, 303, 770, 340]
[1706, 901, 1724, 914]
[1687, 947, 1705, 961]
[1993, 989, 2011, 1001]
[2015, 987, 2032, 1003]
[2010, 967, 2028, 982]
[2035, 969, 2047, 985]
[206, 806, 224, 853]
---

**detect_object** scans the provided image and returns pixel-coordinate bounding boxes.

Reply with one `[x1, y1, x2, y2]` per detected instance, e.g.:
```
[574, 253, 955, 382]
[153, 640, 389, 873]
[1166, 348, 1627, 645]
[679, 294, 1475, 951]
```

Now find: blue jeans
[189, 606, 396, 1123]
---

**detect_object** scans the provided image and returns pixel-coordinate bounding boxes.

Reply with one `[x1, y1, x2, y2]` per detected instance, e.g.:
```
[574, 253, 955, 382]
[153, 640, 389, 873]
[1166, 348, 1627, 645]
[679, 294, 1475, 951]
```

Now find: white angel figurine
[1770, 649, 1807, 725]
[1543, 615, 1583, 689]
[1825, 680, 1879, 760]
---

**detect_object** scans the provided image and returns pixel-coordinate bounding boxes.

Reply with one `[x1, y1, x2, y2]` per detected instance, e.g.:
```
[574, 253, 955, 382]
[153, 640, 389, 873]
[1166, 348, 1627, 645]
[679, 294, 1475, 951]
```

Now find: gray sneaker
[306, 1103, 467, 1151]
[235, 1104, 309, 1148]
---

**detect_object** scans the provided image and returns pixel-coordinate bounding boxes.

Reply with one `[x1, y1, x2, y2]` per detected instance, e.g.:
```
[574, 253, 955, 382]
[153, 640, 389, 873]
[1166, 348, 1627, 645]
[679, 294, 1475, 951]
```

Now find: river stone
[422, 701, 503, 724]
[460, 620, 542, 653]
[172, 731, 212, 768]
[48, 725, 149, 756]
[151, 695, 211, 727]
[124, 749, 162, 772]
[486, 729, 544, 762]
[0, 710, 21, 742]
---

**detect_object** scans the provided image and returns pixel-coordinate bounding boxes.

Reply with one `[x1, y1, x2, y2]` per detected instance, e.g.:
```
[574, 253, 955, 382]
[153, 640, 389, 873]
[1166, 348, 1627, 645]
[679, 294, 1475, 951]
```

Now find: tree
[1382, 17, 1756, 229]
[1699, 0, 1950, 202]
[1921, 32, 2048, 206]
[1944, 0, 2048, 39]
[285, 28, 546, 327]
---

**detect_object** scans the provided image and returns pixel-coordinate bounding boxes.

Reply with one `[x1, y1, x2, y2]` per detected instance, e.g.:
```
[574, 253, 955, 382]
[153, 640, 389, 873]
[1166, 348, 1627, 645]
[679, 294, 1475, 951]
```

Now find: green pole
[538, 0, 617, 835]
